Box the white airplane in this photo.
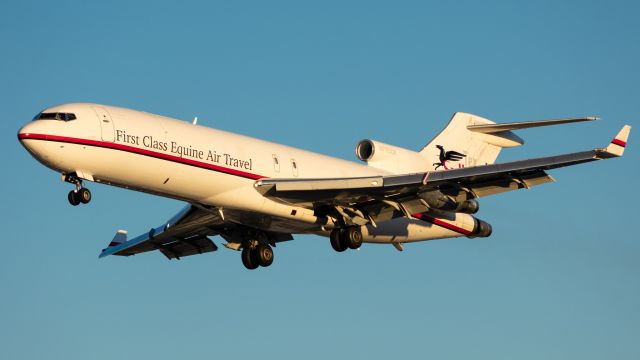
[18,103,631,269]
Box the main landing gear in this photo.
[330,226,363,252]
[241,243,274,270]
[65,173,92,206]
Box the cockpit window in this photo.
[33,112,77,121]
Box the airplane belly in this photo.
[61,143,331,227]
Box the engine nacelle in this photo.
[471,216,492,238]
[355,139,427,173]
[359,211,492,243]
[418,190,480,214]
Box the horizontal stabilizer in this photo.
[605,125,631,156]
[467,117,599,134]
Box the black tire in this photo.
[330,229,348,252]
[241,247,259,270]
[255,243,274,267]
[68,190,80,206]
[345,226,363,249]
[77,188,92,204]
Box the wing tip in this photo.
[605,124,631,156]
[98,229,129,258]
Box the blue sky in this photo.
[1,1,638,359]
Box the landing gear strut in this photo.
[241,243,274,270]
[65,173,92,206]
[330,226,363,252]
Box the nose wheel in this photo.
[68,188,92,206]
[64,173,92,206]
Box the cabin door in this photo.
[93,106,115,142]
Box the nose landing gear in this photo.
[65,173,92,206]
[68,188,92,206]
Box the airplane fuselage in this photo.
[19,103,471,244]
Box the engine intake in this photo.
[355,139,375,161]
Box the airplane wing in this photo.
[99,205,224,259]
[99,205,296,260]
[255,125,630,212]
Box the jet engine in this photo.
[355,139,428,173]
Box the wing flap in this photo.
[467,170,555,197]
[271,176,384,191]
[158,236,218,260]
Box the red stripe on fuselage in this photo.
[18,133,265,180]
[611,138,626,147]
[411,212,473,235]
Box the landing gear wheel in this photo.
[330,229,348,252]
[345,227,363,249]
[255,243,274,267]
[68,190,80,206]
[241,247,259,270]
[77,188,92,204]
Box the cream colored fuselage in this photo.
[19,103,468,243]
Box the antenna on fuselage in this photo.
[192,116,198,125]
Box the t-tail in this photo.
[419,113,600,170]
[355,113,599,174]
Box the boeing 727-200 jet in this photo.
[18,104,631,269]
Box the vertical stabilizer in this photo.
[420,112,523,170]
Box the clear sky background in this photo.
[1,1,638,359]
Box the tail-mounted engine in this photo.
[355,139,428,174]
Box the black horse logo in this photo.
[433,145,466,170]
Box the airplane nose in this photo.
[18,122,39,138]
[17,122,45,154]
